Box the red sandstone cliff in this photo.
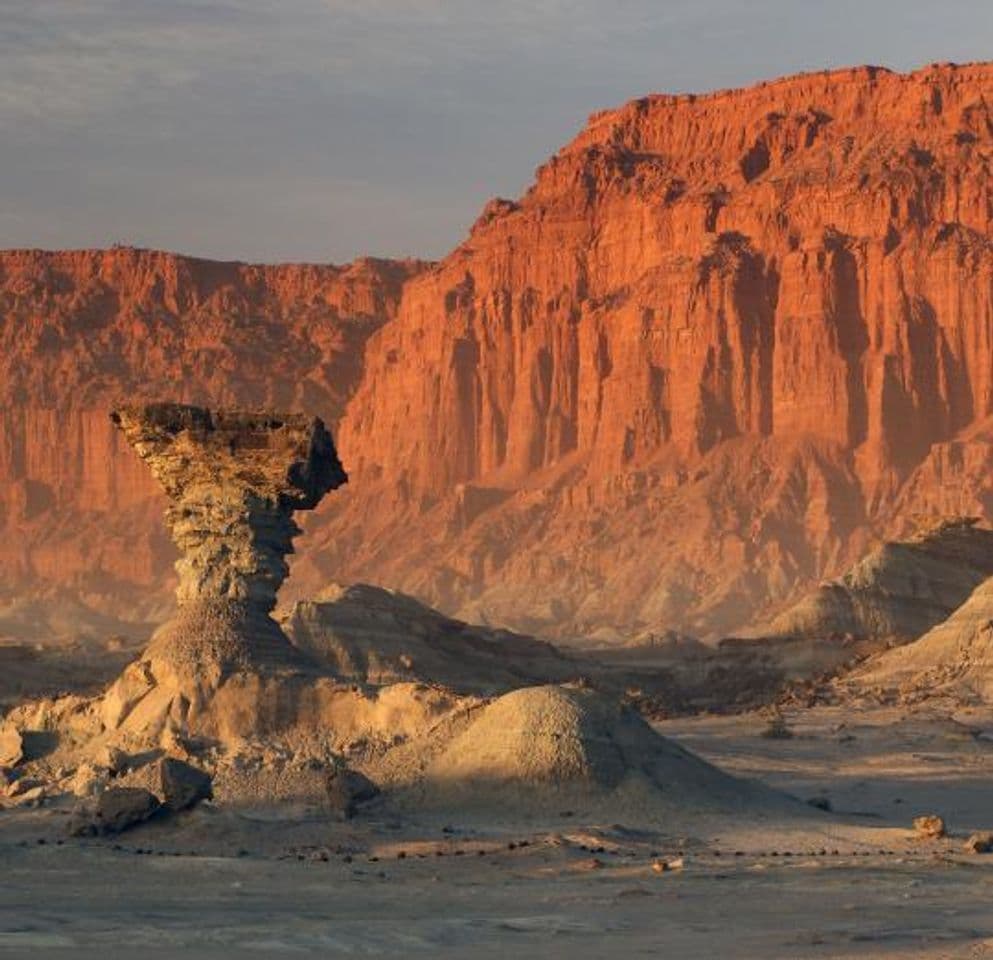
[5,63,993,641]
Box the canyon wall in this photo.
[4,63,993,640]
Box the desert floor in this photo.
[3,702,993,959]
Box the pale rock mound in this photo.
[374,685,783,822]
[851,576,993,702]
[750,519,993,644]
[282,583,576,694]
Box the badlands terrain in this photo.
[4,62,993,958]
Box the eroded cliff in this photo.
[311,62,993,638]
[5,63,993,640]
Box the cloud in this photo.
[0,1,291,123]
[1,0,991,261]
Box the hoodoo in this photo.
[101,403,347,743]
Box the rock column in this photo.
[103,403,347,740]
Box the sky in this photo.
[1,1,992,264]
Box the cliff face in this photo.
[5,63,993,640]
[314,63,993,638]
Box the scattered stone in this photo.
[0,724,23,768]
[913,815,946,839]
[69,763,109,799]
[69,787,161,837]
[8,777,43,799]
[94,745,128,775]
[964,832,993,854]
[13,785,46,806]
[158,757,213,812]
[160,728,194,760]
[324,766,380,820]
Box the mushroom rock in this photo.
[102,403,348,743]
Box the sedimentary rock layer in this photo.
[302,63,993,638]
[5,64,993,638]
[99,403,349,745]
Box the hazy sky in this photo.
[2,1,991,263]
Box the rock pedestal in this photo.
[103,403,347,743]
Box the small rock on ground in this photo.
[913,815,946,839]
[964,832,993,854]
[69,787,161,837]
[325,767,379,820]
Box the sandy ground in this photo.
[3,701,993,959]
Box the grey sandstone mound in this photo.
[751,518,993,645]
[851,575,993,702]
[282,583,576,695]
[373,685,785,822]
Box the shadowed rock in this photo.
[69,787,161,837]
[158,757,213,812]
[747,518,993,645]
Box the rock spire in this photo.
[101,404,347,743]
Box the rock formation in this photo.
[0,249,421,630]
[851,574,993,702]
[745,518,993,644]
[100,403,347,744]
[1,413,792,818]
[313,62,993,639]
[371,684,785,822]
[6,64,993,639]
[281,582,575,694]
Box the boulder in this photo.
[12,785,46,807]
[94,744,128,775]
[0,724,23,768]
[69,762,109,799]
[158,757,213,812]
[913,815,946,839]
[325,766,379,820]
[964,832,993,854]
[69,787,161,837]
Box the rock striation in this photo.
[0,248,420,630]
[281,582,575,694]
[111,403,345,663]
[307,62,993,638]
[852,574,993,702]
